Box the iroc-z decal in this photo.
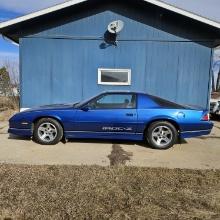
[102,127,133,132]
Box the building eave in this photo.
[0,0,220,43]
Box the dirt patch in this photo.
[108,144,133,166]
[0,164,219,220]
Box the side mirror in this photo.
[81,106,90,112]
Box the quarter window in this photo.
[98,68,131,85]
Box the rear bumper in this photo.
[180,129,212,138]
[8,128,32,137]
[180,121,213,139]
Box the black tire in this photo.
[146,121,178,150]
[33,118,63,145]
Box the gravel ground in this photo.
[0,120,220,169]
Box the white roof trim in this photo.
[0,0,220,30]
[147,0,220,29]
[0,0,86,29]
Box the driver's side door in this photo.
[72,93,137,138]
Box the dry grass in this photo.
[0,164,219,220]
[0,109,16,122]
[0,96,18,121]
[0,96,19,112]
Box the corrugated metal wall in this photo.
[20,5,213,108]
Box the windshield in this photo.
[75,94,100,108]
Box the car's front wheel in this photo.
[146,121,178,150]
[33,118,63,145]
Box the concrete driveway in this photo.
[0,120,220,169]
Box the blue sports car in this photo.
[8,91,213,149]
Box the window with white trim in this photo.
[98,68,131,86]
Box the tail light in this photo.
[201,113,209,121]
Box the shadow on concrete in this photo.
[8,134,31,141]
[65,138,149,147]
[7,133,189,147]
[195,135,220,140]
[178,139,188,145]
[65,138,188,148]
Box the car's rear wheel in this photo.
[146,121,178,150]
[33,118,63,145]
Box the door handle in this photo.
[126,113,134,117]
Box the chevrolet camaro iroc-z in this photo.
[8,91,213,149]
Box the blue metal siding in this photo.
[20,8,212,109]
[20,37,211,108]
[32,10,186,41]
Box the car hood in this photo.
[22,103,77,112]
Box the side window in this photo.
[87,94,136,109]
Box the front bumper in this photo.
[8,128,32,137]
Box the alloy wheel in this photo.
[151,125,173,147]
[37,122,58,143]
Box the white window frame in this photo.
[98,68,131,86]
